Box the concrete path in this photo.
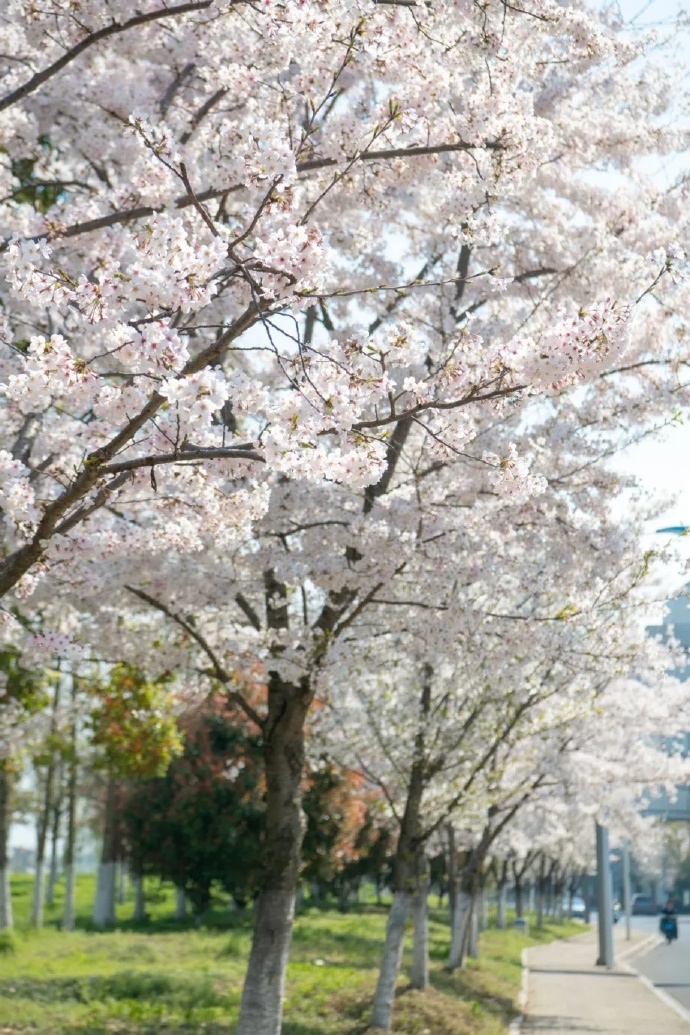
[520,925,690,1034]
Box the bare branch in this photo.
[0,2,215,113]
[125,584,265,729]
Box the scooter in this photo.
[660,915,678,944]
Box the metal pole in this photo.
[623,842,632,942]
[595,822,615,967]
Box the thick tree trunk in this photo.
[448,888,472,968]
[93,776,118,928]
[175,886,187,920]
[62,712,78,932]
[371,892,412,1026]
[133,875,146,921]
[236,673,310,1035]
[410,854,429,990]
[0,765,13,930]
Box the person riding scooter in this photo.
[660,898,678,943]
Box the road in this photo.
[632,915,690,1013]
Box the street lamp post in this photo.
[622,841,632,942]
[595,822,615,968]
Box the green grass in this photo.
[0,875,582,1034]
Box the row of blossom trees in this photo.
[2,0,690,1032]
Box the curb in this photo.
[616,931,663,963]
[508,946,529,1035]
[621,937,690,1026]
[510,932,664,1034]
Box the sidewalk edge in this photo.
[620,958,690,1026]
[616,931,663,962]
[508,946,529,1035]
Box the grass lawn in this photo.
[0,874,582,1034]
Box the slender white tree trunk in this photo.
[133,876,146,921]
[497,883,507,929]
[237,889,296,1035]
[117,864,127,905]
[479,888,488,931]
[93,860,117,927]
[62,708,78,932]
[63,864,76,931]
[0,866,12,930]
[371,891,412,1030]
[0,766,13,930]
[448,890,471,968]
[410,868,429,990]
[175,886,187,920]
[468,895,479,958]
[93,776,117,928]
[31,859,45,927]
[46,771,63,908]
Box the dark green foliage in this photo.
[122,699,265,916]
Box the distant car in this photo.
[566,895,586,919]
[631,894,658,916]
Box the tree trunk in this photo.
[0,764,13,930]
[497,881,507,929]
[117,864,127,905]
[31,767,56,927]
[515,876,524,919]
[410,853,429,990]
[371,670,431,1032]
[446,824,457,935]
[236,672,311,1035]
[46,765,63,908]
[536,856,546,929]
[133,875,146,921]
[62,708,78,933]
[468,893,480,958]
[175,886,187,920]
[478,883,488,932]
[371,892,412,1026]
[93,775,118,928]
[448,887,472,968]
[32,682,62,928]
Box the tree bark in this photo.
[468,892,480,958]
[133,875,146,921]
[371,892,412,1026]
[410,853,429,990]
[536,855,546,929]
[0,764,13,930]
[62,706,78,932]
[446,824,457,935]
[236,671,311,1035]
[93,775,118,927]
[46,763,63,907]
[496,859,509,929]
[175,885,187,920]
[371,669,431,1031]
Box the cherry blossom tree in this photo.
[3,2,690,1034]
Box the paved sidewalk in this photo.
[520,925,689,1034]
